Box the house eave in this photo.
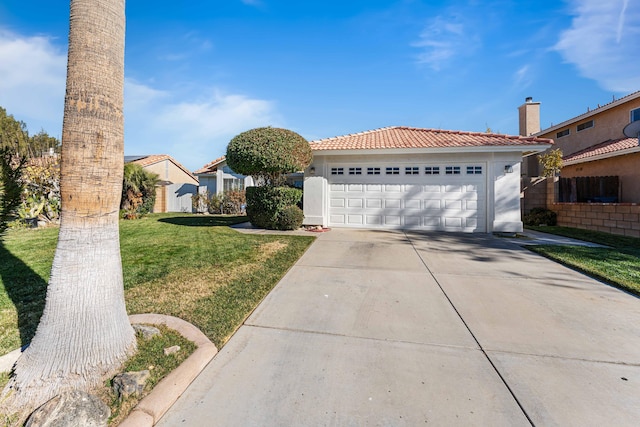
[312,144,552,157]
[563,145,640,166]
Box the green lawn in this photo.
[0,213,315,355]
[526,226,640,296]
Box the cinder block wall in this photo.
[550,203,640,237]
[522,177,548,214]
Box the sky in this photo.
[0,0,639,171]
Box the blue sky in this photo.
[1,0,638,171]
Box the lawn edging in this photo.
[120,313,218,427]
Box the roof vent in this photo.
[525,97,533,103]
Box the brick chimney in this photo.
[518,97,540,136]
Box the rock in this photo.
[112,370,151,400]
[164,345,180,356]
[26,389,110,427]
[132,324,161,340]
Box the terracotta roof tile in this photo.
[310,126,553,151]
[194,155,226,175]
[130,154,196,180]
[563,137,639,162]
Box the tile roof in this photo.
[128,154,196,180]
[563,137,639,163]
[310,126,553,151]
[194,155,226,175]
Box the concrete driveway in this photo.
[158,229,640,426]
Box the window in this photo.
[367,167,381,175]
[223,178,244,192]
[405,166,420,175]
[349,167,362,175]
[466,166,482,175]
[445,166,461,175]
[631,107,640,123]
[331,167,344,175]
[386,167,400,175]
[556,129,570,138]
[424,166,440,175]
[577,120,594,131]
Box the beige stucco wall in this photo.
[562,152,640,203]
[143,159,198,185]
[539,98,640,157]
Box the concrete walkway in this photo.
[158,229,640,426]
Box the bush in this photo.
[246,186,302,229]
[524,207,558,226]
[226,127,312,186]
[276,205,305,230]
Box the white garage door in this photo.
[328,164,486,232]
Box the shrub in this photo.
[226,127,312,186]
[276,205,304,230]
[121,163,159,219]
[524,207,558,226]
[246,186,302,229]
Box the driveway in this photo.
[158,229,640,426]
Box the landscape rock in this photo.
[112,370,151,400]
[164,345,180,356]
[132,324,161,340]
[25,389,109,427]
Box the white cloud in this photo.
[412,15,479,71]
[513,64,533,89]
[0,30,66,136]
[124,86,280,171]
[555,0,640,92]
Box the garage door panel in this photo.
[330,198,345,208]
[348,198,363,208]
[328,166,486,232]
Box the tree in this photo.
[0,149,24,234]
[0,107,29,155]
[538,148,563,178]
[1,0,135,419]
[226,126,312,186]
[121,162,159,218]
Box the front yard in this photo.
[526,226,640,296]
[0,213,315,356]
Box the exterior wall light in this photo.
[504,165,514,174]
[309,166,316,175]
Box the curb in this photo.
[119,314,218,427]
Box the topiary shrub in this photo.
[226,127,312,186]
[276,205,304,230]
[246,186,302,229]
[523,207,558,226]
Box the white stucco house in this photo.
[303,126,553,233]
[194,156,254,195]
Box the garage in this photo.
[303,127,552,233]
[327,163,486,231]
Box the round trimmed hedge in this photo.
[226,127,312,185]
[246,186,304,230]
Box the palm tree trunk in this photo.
[1,0,135,418]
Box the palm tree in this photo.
[1,0,135,418]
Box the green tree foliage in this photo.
[0,107,29,155]
[0,148,25,235]
[121,163,159,219]
[538,148,563,177]
[17,156,60,225]
[226,127,312,186]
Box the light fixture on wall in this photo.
[504,164,514,174]
[309,166,316,176]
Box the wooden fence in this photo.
[558,176,619,203]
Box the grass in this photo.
[0,213,314,422]
[0,213,314,354]
[102,326,197,425]
[526,226,640,296]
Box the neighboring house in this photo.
[519,92,640,202]
[125,154,198,213]
[304,126,552,233]
[194,156,254,196]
